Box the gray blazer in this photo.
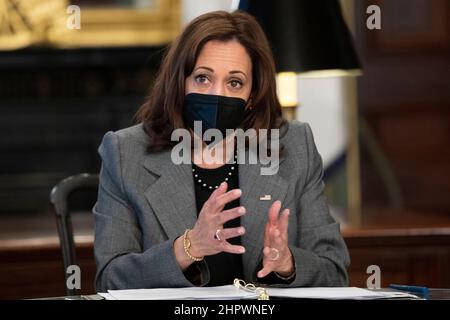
[94,120,350,291]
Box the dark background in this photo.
[0,46,165,214]
[356,0,450,214]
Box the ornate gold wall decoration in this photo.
[0,0,68,50]
[0,0,181,50]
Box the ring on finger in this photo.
[214,229,222,241]
[268,247,280,261]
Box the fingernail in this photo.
[235,189,242,196]
[238,227,245,234]
[239,247,245,253]
[238,206,246,214]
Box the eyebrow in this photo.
[195,66,248,79]
[229,70,248,79]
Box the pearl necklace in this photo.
[192,153,238,190]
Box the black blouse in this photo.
[191,161,244,286]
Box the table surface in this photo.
[34,288,450,300]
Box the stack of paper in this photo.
[267,287,419,300]
[98,286,419,300]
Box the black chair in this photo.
[50,173,99,296]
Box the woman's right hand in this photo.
[174,181,246,270]
[188,181,246,258]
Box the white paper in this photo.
[107,285,256,300]
[100,286,418,300]
[98,292,117,300]
[266,287,418,300]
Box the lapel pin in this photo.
[259,195,271,201]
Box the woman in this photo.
[94,10,349,291]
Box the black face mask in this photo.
[183,93,247,144]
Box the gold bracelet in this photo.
[183,229,203,262]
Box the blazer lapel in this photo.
[143,151,198,239]
[239,155,289,282]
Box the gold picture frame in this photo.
[49,0,181,47]
[0,0,181,50]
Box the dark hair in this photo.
[136,10,286,152]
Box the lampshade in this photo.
[239,0,362,77]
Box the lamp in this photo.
[240,0,362,110]
[239,0,361,76]
[240,0,363,226]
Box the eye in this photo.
[194,74,210,85]
[229,79,243,89]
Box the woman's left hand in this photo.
[257,200,294,278]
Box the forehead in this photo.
[195,39,252,72]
